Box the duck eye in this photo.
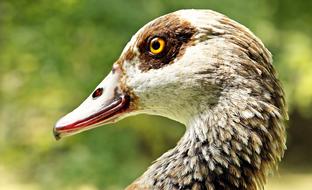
[92,87,103,99]
[149,37,165,55]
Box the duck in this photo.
[54,9,287,190]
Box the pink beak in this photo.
[53,64,131,140]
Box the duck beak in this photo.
[53,63,131,140]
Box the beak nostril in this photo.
[92,87,104,99]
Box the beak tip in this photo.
[53,127,62,141]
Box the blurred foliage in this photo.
[0,0,311,189]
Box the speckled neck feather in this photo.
[128,91,286,190]
[125,10,287,190]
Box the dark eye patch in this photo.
[136,15,196,72]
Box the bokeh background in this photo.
[1,0,311,189]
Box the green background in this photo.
[1,0,311,189]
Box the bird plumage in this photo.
[55,9,287,190]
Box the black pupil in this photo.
[92,88,103,98]
[152,40,160,50]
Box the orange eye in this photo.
[149,37,165,55]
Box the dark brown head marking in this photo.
[136,14,197,72]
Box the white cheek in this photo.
[122,44,215,123]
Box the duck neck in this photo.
[128,93,285,190]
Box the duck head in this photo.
[54,10,285,141]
